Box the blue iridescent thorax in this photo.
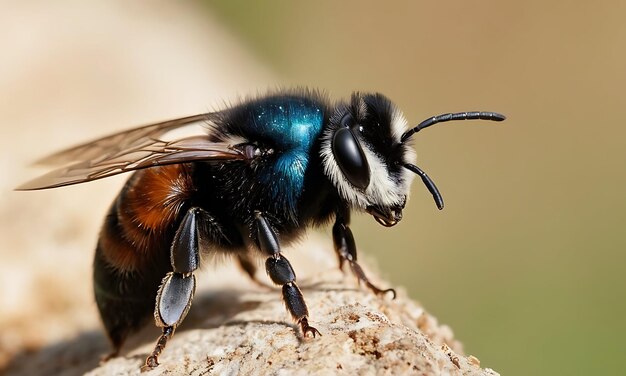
[236,95,325,215]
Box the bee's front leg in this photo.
[142,207,206,371]
[253,211,321,338]
[333,210,396,299]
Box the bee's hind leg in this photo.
[333,211,396,299]
[142,207,206,371]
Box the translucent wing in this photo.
[37,114,214,165]
[17,115,244,190]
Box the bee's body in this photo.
[19,89,505,369]
[95,92,341,352]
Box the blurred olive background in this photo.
[1,1,625,375]
[203,1,626,375]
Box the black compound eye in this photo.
[332,115,370,190]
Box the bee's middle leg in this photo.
[253,211,321,338]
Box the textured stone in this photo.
[4,236,498,376]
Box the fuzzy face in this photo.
[320,92,416,226]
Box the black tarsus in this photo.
[401,111,506,143]
[141,327,174,371]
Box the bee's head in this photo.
[320,92,505,227]
[320,92,415,226]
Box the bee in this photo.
[18,89,504,369]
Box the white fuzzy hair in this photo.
[320,106,416,210]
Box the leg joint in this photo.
[266,254,296,285]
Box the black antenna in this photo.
[401,111,505,143]
[403,163,444,210]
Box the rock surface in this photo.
[4,237,498,376]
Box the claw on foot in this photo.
[140,356,159,372]
[299,317,322,338]
[141,326,172,372]
[367,284,397,299]
[350,261,397,299]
